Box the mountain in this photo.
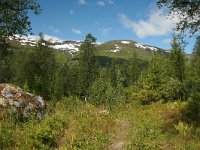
[8,35,82,55]
[96,40,169,60]
[8,35,170,61]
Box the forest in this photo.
[0,0,200,149]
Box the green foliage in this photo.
[0,41,12,83]
[125,102,200,149]
[96,40,168,61]
[183,37,200,124]
[60,102,114,149]
[135,53,170,104]
[0,101,68,149]
[0,0,41,40]
[26,115,67,149]
[78,33,97,96]
[23,34,56,99]
[175,122,192,137]
[168,39,187,101]
[184,94,200,125]
[157,0,200,35]
[89,68,117,105]
[1,97,200,149]
[0,122,15,149]
[123,54,148,87]
[170,38,185,83]
[0,58,11,83]
[85,33,97,43]
[0,30,200,149]
[23,82,30,92]
[161,77,182,101]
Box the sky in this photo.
[28,0,198,54]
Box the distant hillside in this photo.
[8,35,173,61]
[96,40,169,60]
[8,35,192,63]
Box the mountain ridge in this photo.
[8,35,191,60]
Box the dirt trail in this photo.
[109,118,131,150]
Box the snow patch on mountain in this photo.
[9,35,84,54]
[109,44,121,53]
[115,44,121,49]
[110,49,120,52]
[121,41,130,44]
[51,43,80,52]
[135,43,158,51]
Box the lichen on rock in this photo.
[0,83,46,120]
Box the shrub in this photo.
[89,69,117,105]
[183,93,200,125]
[175,122,192,137]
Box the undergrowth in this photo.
[0,97,200,149]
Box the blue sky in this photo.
[28,0,197,53]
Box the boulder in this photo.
[0,83,46,119]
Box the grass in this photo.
[113,102,200,150]
[0,97,199,149]
[96,40,168,61]
[8,39,168,65]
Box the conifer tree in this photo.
[123,52,148,87]
[89,68,116,105]
[79,33,97,97]
[185,36,200,123]
[137,53,167,104]
[170,38,186,100]
[24,33,56,99]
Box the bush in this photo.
[175,122,192,137]
[0,104,68,149]
[183,93,200,125]
[28,115,68,149]
[89,69,117,105]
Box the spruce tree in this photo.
[185,36,200,124]
[89,68,116,105]
[124,52,148,87]
[24,33,56,99]
[79,33,97,97]
[170,38,186,100]
[137,53,168,104]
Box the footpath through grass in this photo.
[110,102,200,150]
[0,98,200,149]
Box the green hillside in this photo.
[8,40,70,64]
[96,40,169,60]
[8,39,170,66]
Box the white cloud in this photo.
[118,10,179,38]
[163,38,171,44]
[97,1,105,6]
[100,27,112,36]
[49,26,60,34]
[107,0,114,4]
[69,10,74,15]
[95,21,99,25]
[42,34,63,41]
[22,34,62,41]
[78,0,86,5]
[71,28,82,35]
[97,0,114,6]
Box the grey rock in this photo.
[0,84,46,119]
